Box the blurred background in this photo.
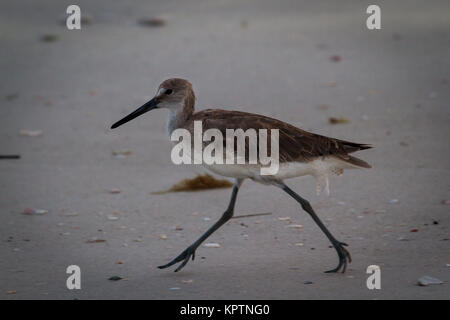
[1,0,449,299]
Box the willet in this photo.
[111,78,372,273]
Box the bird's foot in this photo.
[158,245,197,272]
[325,241,352,273]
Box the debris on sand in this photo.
[329,117,350,124]
[181,279,194,284]
[417,275,443,286]
[328,81,337,87]
[86,238,106,243]
[109,188,121,194]
[203,243,221,248]
[5,93,18,101]
[112,149,132,158]
[285,224,303,230]
[151,174,233,194]
[388,199,399,204]
[7,290,17,295]
[23,208,48,215]
[41,34,59,43]
[138,17,167,27]
[330,55,342,62]
[62,212,79,217]
[170,225,183,231]
[19,129,43,137]
[0,155,20,159]
[108,276,123,281]
[159,234,168,240]
[441,199,450,205]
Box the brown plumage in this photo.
[187,108,372,167]
[155,78,372,169]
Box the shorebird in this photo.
[111,78,372,273]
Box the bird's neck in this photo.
[166,95,195,136]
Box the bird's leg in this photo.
[276,182,351,273]
[158,179,243,272]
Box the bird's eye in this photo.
[165,89,173,95]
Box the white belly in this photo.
[203,157,356,195]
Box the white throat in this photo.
[166,104,185,136]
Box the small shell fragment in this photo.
[285,224,303,229]
[159,234,168,240]
[417,276,443,286]
[203,243,221,248]
[23,208,48,215]
[181,279,194,284]
[20,129,43,137]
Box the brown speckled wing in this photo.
[186,109,371,165]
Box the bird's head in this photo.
[111,78,195,129]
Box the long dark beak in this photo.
[111,97,159,129]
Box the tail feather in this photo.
[339,140,372,154]
[336,154,372,168]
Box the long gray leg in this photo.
[276,181,351,273]
[158,178,243,272]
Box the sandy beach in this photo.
[0,0,449,299]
